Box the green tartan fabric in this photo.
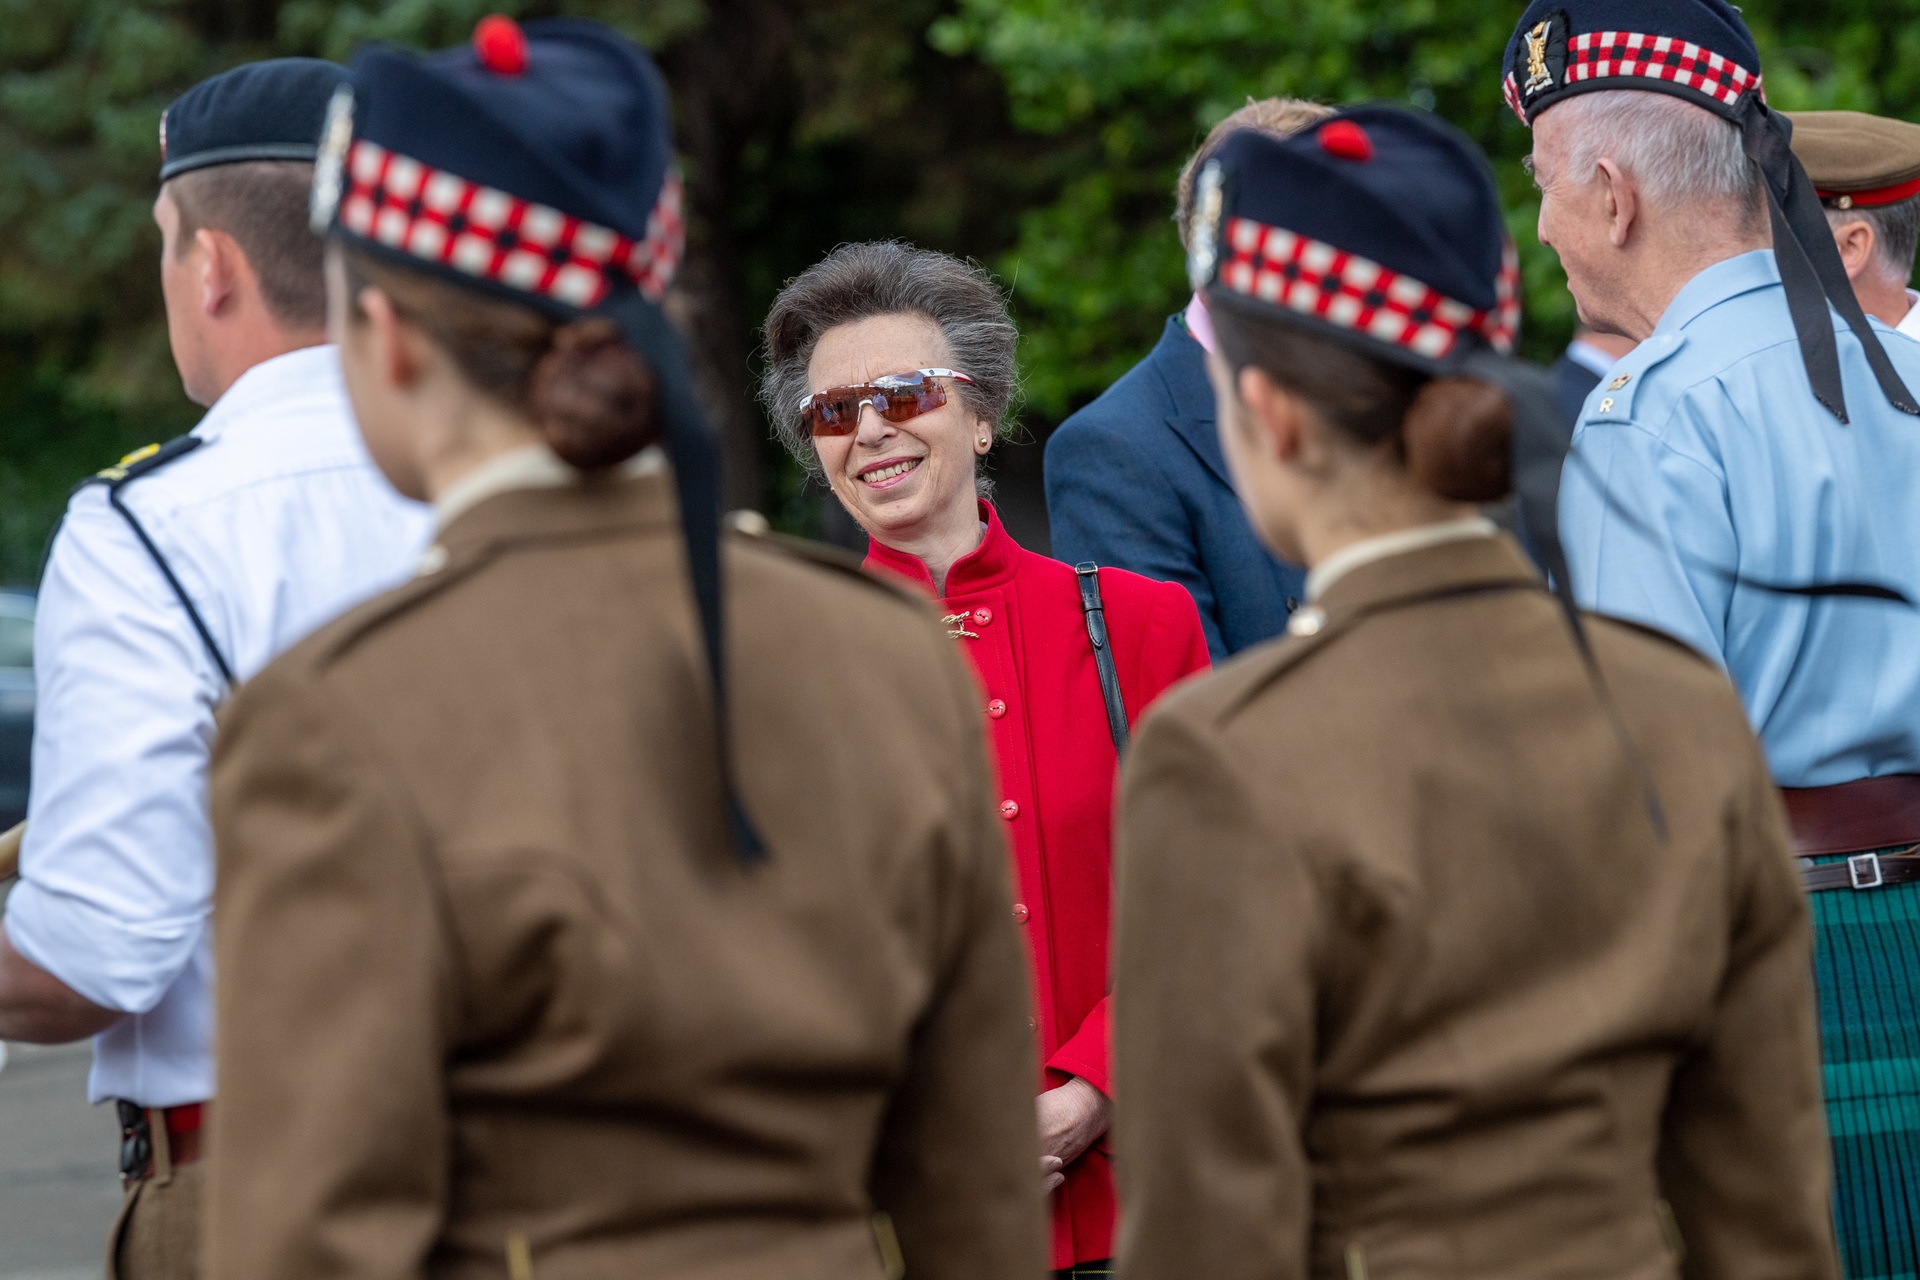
[1809,849,1920,1280]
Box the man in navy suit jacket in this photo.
[1046,309,1302,661]
[1045,98,1332,660]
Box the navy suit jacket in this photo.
[1550,352,1603,428]
[1044,316,1305,660]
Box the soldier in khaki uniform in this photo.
[1113,109,1836,1280]
[205,19,1045,1280]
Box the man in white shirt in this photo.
[0,59,430,1280]
[1789,109,1920,339]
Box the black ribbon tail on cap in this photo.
[601,292,766,864]
[1739,102,1920,422]
[1466,350,1669,841]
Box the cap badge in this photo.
[157,111,167,161]
[1523,21,1553,95]
[1187,158,1225,291]
[1513,10,1570,111]
[309,85,355,234]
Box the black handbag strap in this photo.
[1074,562,1130,758]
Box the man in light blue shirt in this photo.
[1505,0,1920,1272]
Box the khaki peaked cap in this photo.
[1787,109,1920,207]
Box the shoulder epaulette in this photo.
[61,433,235,688]
[90,435,205,487]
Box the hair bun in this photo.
[528,319,660,470]
[1402,376,1512,503]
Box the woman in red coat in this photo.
[762,243,1211,1275]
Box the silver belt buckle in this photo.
[1849,852,1885,890]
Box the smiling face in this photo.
[806,312,991,547]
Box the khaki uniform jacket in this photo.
[1113,535,1834,1280]
[206,471,1047,1280]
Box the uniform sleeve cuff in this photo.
[3,882,196,1014]
[1046,997,1111,1096]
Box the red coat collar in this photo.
[862,499,1020,596]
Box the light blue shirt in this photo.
[3,346,432,1106]
[1560,249,1920,788]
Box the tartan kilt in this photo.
[1809,848,1920,1280]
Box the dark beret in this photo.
[1192,106,1517,376]
[1502,0,1762,126]
[159,58,347,182]
[1786,110,1920,208]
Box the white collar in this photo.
[1304,516,1498,602]
[433,442,665,531]
[195,344,340,444]
[1898,290,1920,339]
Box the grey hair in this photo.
[759,242,1021,489]
[1826,195,1920,284]
[1551,89,1763,218]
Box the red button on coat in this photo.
[987,698,1007,719]
[999,800,1020,820]
[1012,903,1030,923]
[973,607,993,625]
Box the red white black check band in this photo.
[338,139,684,309]
[1506,31,1761,122]
[1217,216,1519,361]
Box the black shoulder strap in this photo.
[1074,562,1131,758]
[75,436,236,690]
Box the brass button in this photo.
[973,607,993,626]
[1027,1016,1037,1031]
[416,544,449,576]
[999,800,1020,820]
[1287,605,1326,637]
[1012,903,1029,923]
[987,698,1007,719]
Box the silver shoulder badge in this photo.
[1187,158,1225,291]
[309,85,355,234]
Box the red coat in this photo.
[866,501,1210,1267]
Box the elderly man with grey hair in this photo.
[1504,1,1920,1274]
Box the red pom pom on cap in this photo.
[1317,120,1374,162]
[474,14,529,76]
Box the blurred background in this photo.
[0,0,1908,575]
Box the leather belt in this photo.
[117,1100,206,1181]
[1798,846,1920,893]
[1780,774,1920,857]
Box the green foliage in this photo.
[933,0,1920,420]
[0,0,1910,574]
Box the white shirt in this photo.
[3,345,431,1106]
[1897,289,1920,340]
